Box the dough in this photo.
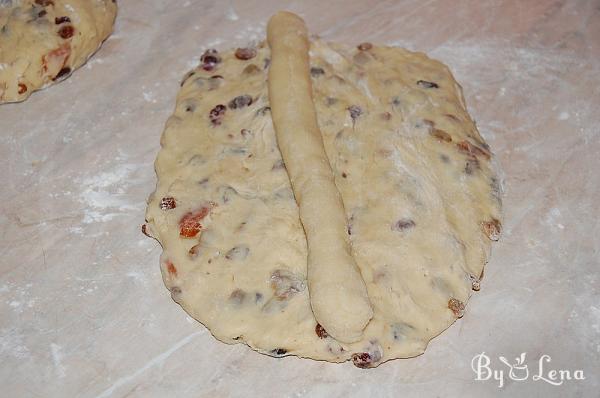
[145,16,502,367]
[267,12,372,344]
[0,0,117,103]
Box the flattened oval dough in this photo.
[0,0,117,103]
[145,37,502,367]
[267,12,372,344]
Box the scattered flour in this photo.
[76,163,144,224]
[50,343,66,378]
[225,2,239,21]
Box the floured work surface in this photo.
[145,36,501,367]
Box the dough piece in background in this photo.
[145,28,501,367]
[0,0,117,103]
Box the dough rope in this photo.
[267,11,373,343]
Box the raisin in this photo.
[352,352,373,368]
[159,196,176,210]
[180,71,195,87]
[200,49,221,71]
[348,105,363,121]
[430,129,452,143]
[341,172,347,178]
[170,286,182,301]
[228,94,253,109]
[272,159,285,170]
[315,324,328,339]
[417,80,439,89]
[482,218,501,241]
[229,289,246,305]
[271,270,305,300]
[270,348,287,357]
[392,219,416,232]
[357,42,373,51]
[141,224,151,237]
[256,106,270,116]
[456,140,491,159]
[53,67,71,81]
[242,64,261,75]
[188,243,201,258]
[465,157,480,174]
[179,207,210,238]
[55,16,70,24]
[17,83,27,94]
[209,104,226,125]
[448,298,465,317]
[225,246,250,261]
[310,67,325,77]
[58,25,74,39]
[469,274,481,291]
[255,292,264,303]
[234,47,257,60]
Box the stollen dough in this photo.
[0,0,117,103]
[267,11,372,344]
[145,14,502,367]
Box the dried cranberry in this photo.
[482,218,501,241]
[209,104,226,125]
[228,94,253,109]
[417,80,439,89]
[179,207,210,238]
[357,42,373,51]
[141,224,151,237]
[159,197,176,210]
[55,16,71,24]
[58,25,74,39]
[166,261,177,276]
[235,47,257,60]
[18,83,27,94]
[315,324,328,339]
[448,298,465,317]
[35,0,54,6]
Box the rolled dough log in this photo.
[266,11,373,343]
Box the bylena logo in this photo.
[471,352,585,388]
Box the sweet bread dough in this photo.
[0,0,117,103]
[145,13,501,367]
